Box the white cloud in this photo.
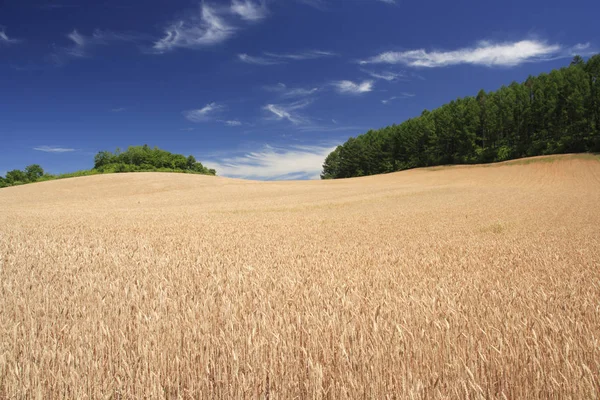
[183,102,226,122]
[153,4,235,52]
[224,120,242,126]
[361,69,405,81]
[0,28,20,45]
[283,87,319,97]
[111,107,126,112]
[238,53,282,65]
[68,30,141,53]
[33,146,76,153]
[238,50,335,65]
[231,0,268,21]
[265,83,319,97]
[333,80,374,94]
[50,29,143,64]
[65,30,87,57]
[570,42,593,55]
[572,43,590,51]
[264,50,336,60]
[378,0,396,3]
[360,40,565,67]
[180,127,195,131]
[68,30,86,46]
[263,101,311,124]
[204,144,336,180]
[381,93,415,104]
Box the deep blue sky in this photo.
[1,0,598,179]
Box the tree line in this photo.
[0,145,216,189]
[321,55,600,179]
[0,164,46,188]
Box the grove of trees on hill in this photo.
[93,145,216,175]
[0,145,215,188]
[321,55,600,179]
[0,164,45,188]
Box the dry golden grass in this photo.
[1,154,599,399]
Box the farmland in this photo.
[1,154,599,398]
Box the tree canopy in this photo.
[322,55,600,179]
[93,145,216,175]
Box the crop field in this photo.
[1,154,599,399]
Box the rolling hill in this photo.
[1,154,599,398]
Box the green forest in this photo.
[321,55,600,179]
[0,146,216,188]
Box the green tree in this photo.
[94,151,115,169]
[571,55,585,66]
[585,55,600,149]
[321,147,341,179]
[187,155,197,169]
[25,164,44,182]
[5,169,28,184]
[562,64,591,151]
[456,97,479,163]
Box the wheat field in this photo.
[1,154,599,399]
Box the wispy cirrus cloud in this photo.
[263,101,311,124]
[361,69,406,81]
[332,80,374,94]
[153,4,236,53]
[264,50,336,60]
[65,30,87,57]
[238,50,336,65]
[238,53,282,65]
[204,144,336,180]
[33,145,76,153]
[43,2,270,61]
[381,93,415,104]
[111,107,126,112]
[231,0,268,21]
[50,29,144,64]
[0,28,21,45]
[264,83,320,98]
[570,42,593,56]
[359,39,584,68]
[183,102,226,122]
[223,120,242,126]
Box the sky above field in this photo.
[1,0,598,179]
